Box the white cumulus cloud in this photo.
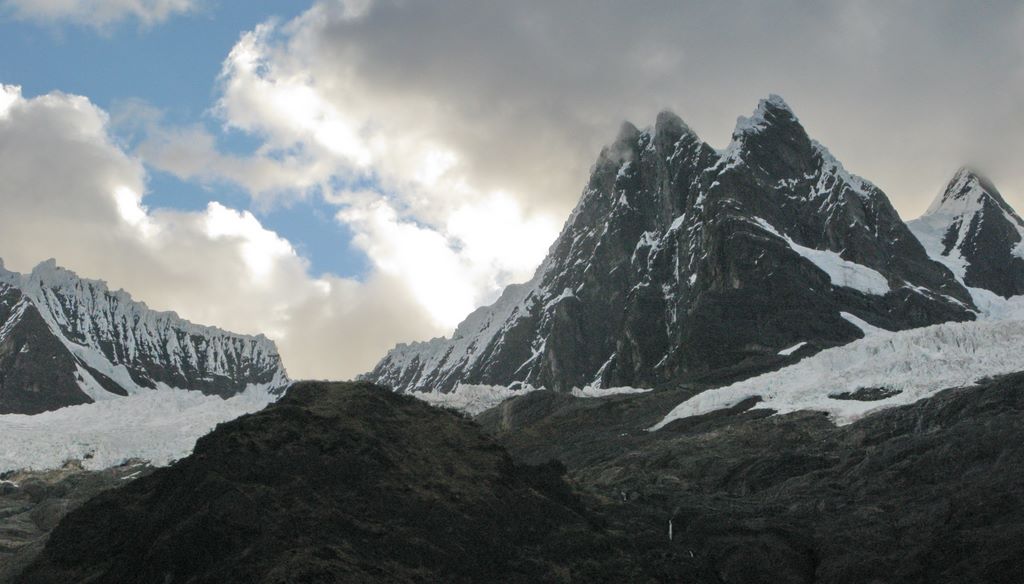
[2,0,197,28]
[0,84,440,379]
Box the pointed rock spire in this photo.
[719,94,814,180]
[654,109,689,137]
[731,94,798,138]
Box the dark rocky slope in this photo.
[908,167,1024,298]
[366,96,972,394]
[18,382,647,584]
[477,373,1024,583]
[0,282,94,414]
[14,376,1024,583]
[0,461,152,582]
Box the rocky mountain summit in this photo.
[908,167,1024,298]
[0,259,288,414]
[366,96,974,393]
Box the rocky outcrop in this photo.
[0,461,152,583]
[366,96,973,393]
[908,167,1024,298]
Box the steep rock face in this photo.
[908,168,1024,298]
[0,282,92,414]
[0,259,289,414]
[366,96,973,393]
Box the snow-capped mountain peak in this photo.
[925,167,1010,215]
[365,96,975,395]
[909,168,1024,298]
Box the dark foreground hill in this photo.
[17,377,1024,583]
[478,373,1024,583]
[17,382,642,584]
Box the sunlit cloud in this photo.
[0,86,441,379]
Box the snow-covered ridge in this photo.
[2,257,288,407]
[2,258,289,399]
[371,277,542,393]
[651,317,1024,430]
[811,141,879,202]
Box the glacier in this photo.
[410,383,654,416]
[0,384,279,473]
[651,313,1024,430]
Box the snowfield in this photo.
[570,385,653,398]
[411,383,653,416]
[411,384,544,416]
[0,385,279,472]
[0,381,653,472]
[651,315,1024,430]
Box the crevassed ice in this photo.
[651,318,1024,430]
[0,384,280,473]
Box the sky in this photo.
[0,0,1021,380]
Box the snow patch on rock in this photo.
[777,342,807,356]
[570,386,653,398]
[753,218,890,295]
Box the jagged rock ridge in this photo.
[908,167,1024,298]
[0,259,288,414]
[366,95,974,393]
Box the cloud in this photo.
[148,0,1024,221]
[0,84,440,379]
[336,195,557,329]
[139,15,566,331]
[2,0,197,28]
[137,123,336,202]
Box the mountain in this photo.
[366,95,974,393]
[17,382,647,583]
[0,259,288,414]
[907,168,1024,298]
[473,367,1024,584]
